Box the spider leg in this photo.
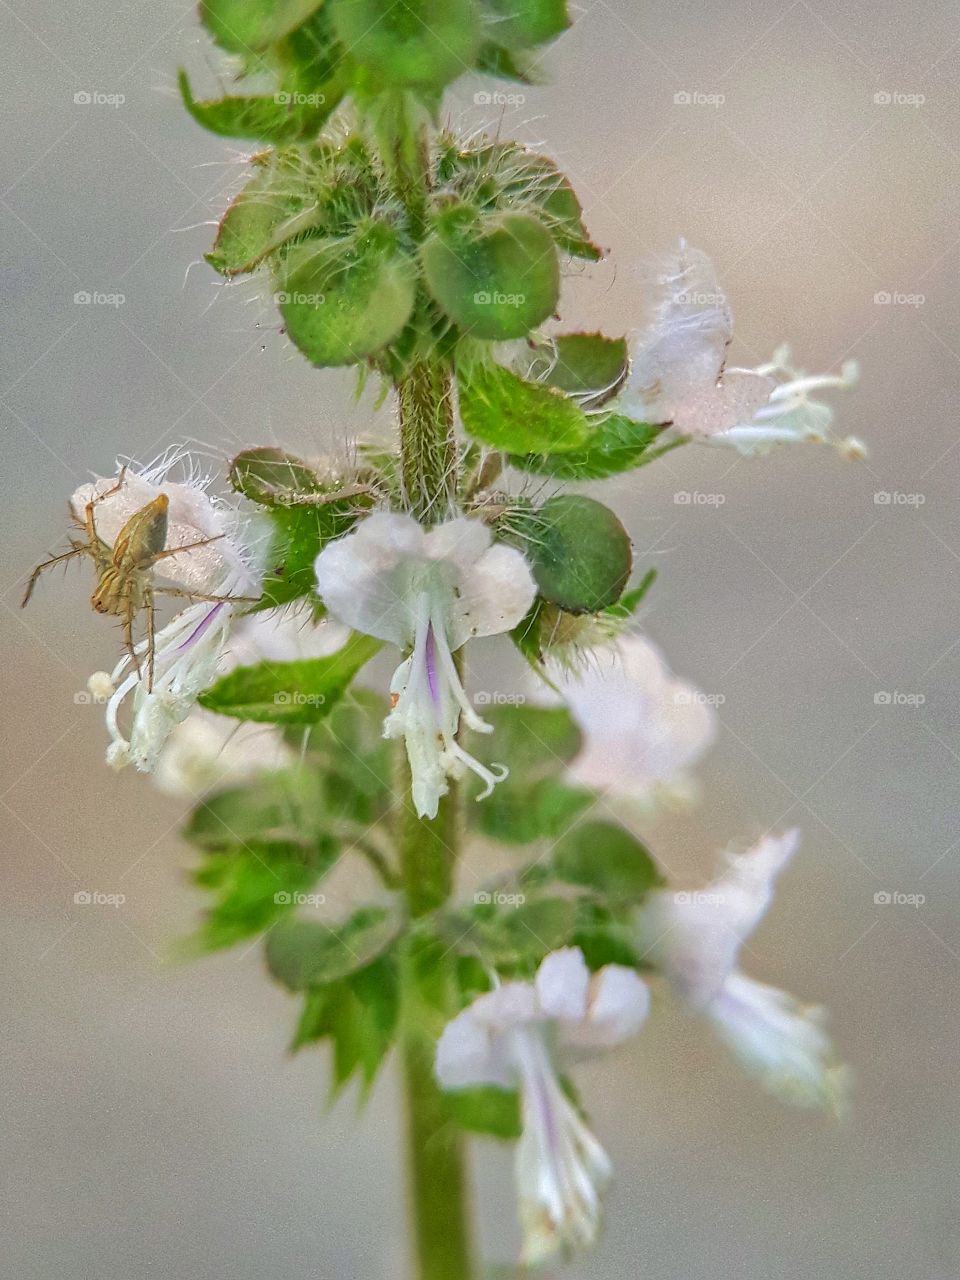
[145,587,156,693]
[147,533,226,567]
[152,586,260,604]
[21,546,89,607]
[85,467,128,573]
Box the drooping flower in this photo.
[314,511,536,819]
[637,830,850,1114]
[153,609,351,797]
[541,634,716,808]
[619,243,861,455]
[75,452,267,772]
[707,345,864,457]
[436,947,650,1264]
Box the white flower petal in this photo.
[557,635,715,803]
[435,1005,516,1091]
[563,965,651,1053]
[535,947,591,1024]
[708,970,850,1116]
[638,829,800,1008]
[450,542,538,648]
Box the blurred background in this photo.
[2,1,959,1276]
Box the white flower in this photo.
[707,345,863,457]
[75,453,266,773]
[545,635,716,807]
[436,947,650,1264]
[314,511,536,820]
[637,830,850,1114]
[153,609,351,797]
[618,241,775,435]
[619,244,860,455]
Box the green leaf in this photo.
[444,1086,522,1139]
[185,766,327,850]
[510,413,663,480]
[187,836,338,952]
[197,634,383,723]
[517,494,633,613]
[477,775,592,844]
[330,0,481,90]
[523,333,628,405]
[422,208,559,341]
[200,0,323,52]
[178,70,335,145]
[455,894,578,972]
[482,0,570,49]
[300,689,394,826]
[472,701,583,776]
[266,906,401,990]
[603,567,657,622]
[257,496,371,608]
[292,955,399,1092]
[278,226,418,366]
[572,903,643,970]
[553,822,663,906]
[458,361,591,453]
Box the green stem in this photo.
[397,774,477,1280]
[375,85,476,1280]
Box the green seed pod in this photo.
[482,0,570,50]
[421,210,559,340]
[526,494,633,613]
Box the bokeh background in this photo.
[2,1,959,1276]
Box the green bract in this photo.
[278,226,418,366]
[518,493,633,613]
[200,0,323,53]
[482,0,570,49]
[421,208,559,339]
[330,0,481,90]
[458,361,591,452]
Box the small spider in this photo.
[22,468,257,690]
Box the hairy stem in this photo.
[397,769,476,1280]
[398,358,458,523]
